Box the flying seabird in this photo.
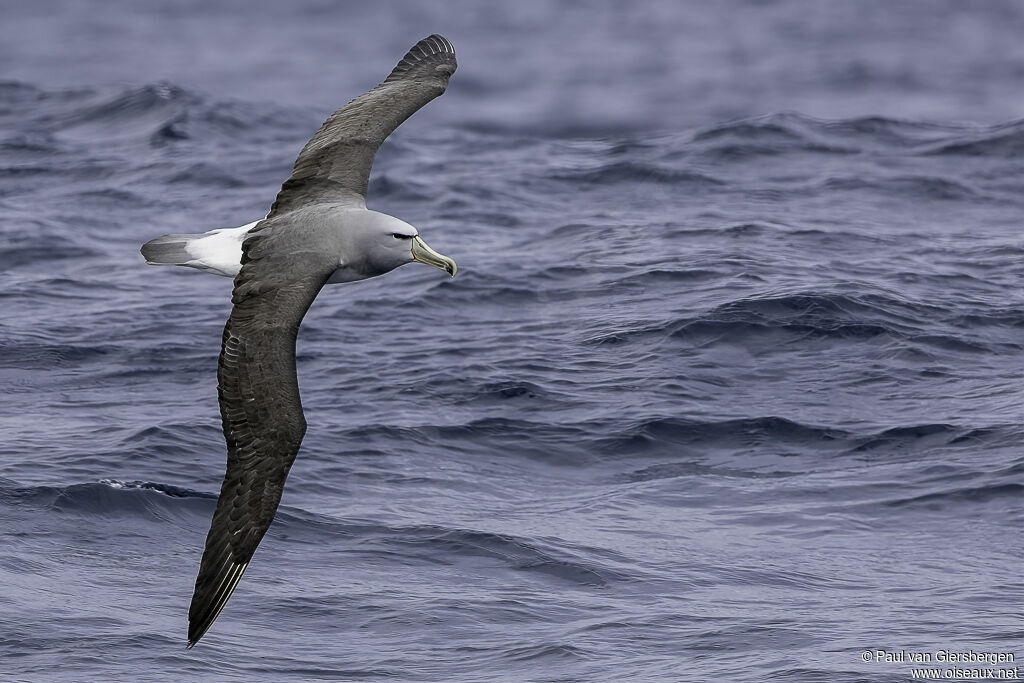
[140,34,458,648]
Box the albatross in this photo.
[140,34,458,648]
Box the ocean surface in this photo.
[1,1,1022,681]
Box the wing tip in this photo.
[385,34,457,83]
[424,34,455,54]
[186,560,249,649]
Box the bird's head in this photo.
[356,212,456,278]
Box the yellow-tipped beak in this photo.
[411,235,457,277]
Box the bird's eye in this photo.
[392,233,412,240]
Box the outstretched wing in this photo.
[187,228,337,648]
[268,34,457,217]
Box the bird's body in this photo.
[140,34,458,648]
[143,208,444,283]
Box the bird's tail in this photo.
[140,233,195,266]
[140,222,255,277]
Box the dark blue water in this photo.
[2,1,1022,681]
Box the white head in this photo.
[347,211,457,280]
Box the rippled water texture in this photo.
[1,1,1022,681]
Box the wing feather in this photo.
[187,231,336,648]
[268,34,457,217]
